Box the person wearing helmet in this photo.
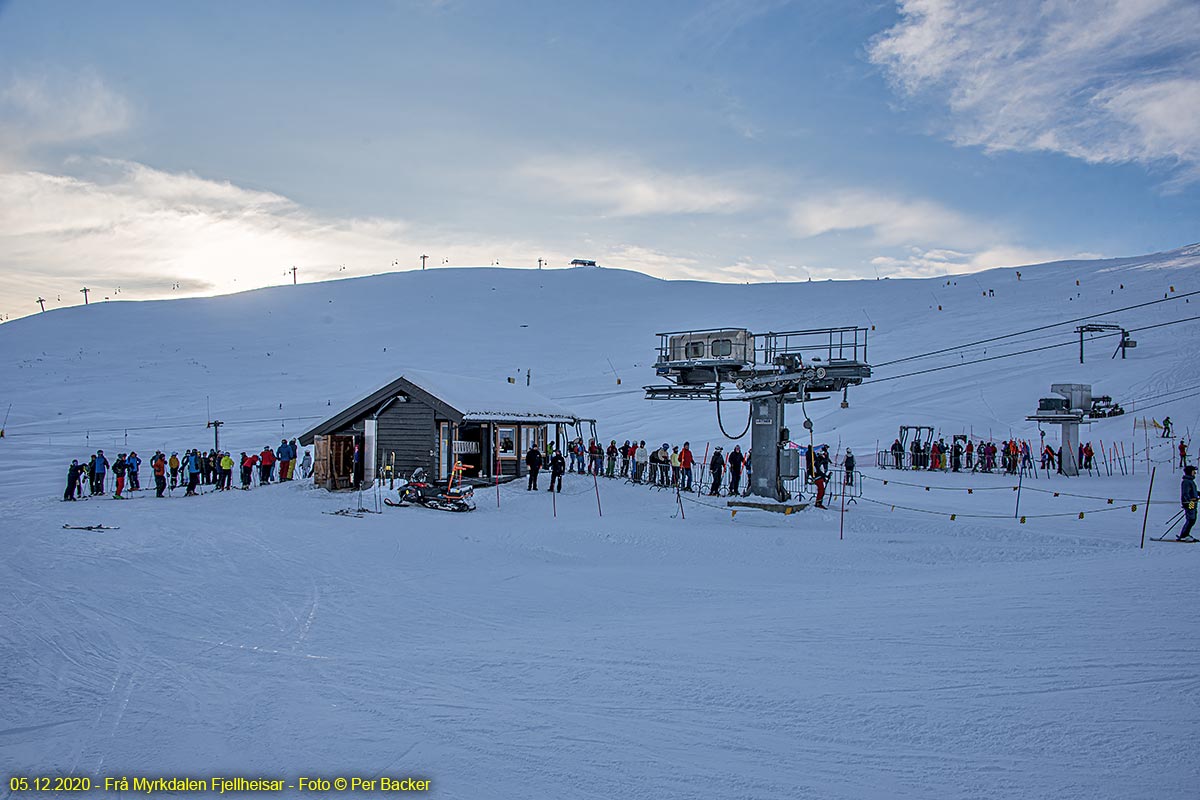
[844,448,856,486]
[1180,465,1198,541]
[605,440,618,478]
[655,443,669,486]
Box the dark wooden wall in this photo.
[375,398,437,479]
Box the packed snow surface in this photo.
[2,245,1199,798]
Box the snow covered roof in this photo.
[399,369,577,423]
[299,368,578,443]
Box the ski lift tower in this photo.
[1026,383,1092,476]
[645,326,871,505]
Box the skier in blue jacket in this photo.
[92,450,109,495]
[126,451,141,491]
[185,450,202,496]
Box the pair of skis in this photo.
[1151,510,1197,542]
[62,524,120,531]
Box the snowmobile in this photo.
[398,468,475,512]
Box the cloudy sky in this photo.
[1,0,1198,319]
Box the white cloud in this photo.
[790,189,991,247]
[790,187,1091,278]
[870,244,1100,278]
[0,161,561,310]
[517,156,758,216]
[0,70,132,155]
[0,159,782,319]
[869,0,1200,173]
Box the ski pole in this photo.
[1140,467,1156,549]
[592,470,602,518]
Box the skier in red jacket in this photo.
[259,447,276,484]
[679,442,694,491]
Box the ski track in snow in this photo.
[1,253,1199,797]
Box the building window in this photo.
[684,341,704,359]
[521,426,544,457]
[711,338,733,357]
[497,427,516,458]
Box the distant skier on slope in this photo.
[1162,416,1173,438]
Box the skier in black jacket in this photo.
[64,460,82,501]
[709,447,725,496]
[548,450,565,493]
[728,445,745,495]
[844,448,856,486]
[1180,465,1198,540]
[525,445,542,491]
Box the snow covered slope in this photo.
[2,245,1199,798]
[2,243,1199,490]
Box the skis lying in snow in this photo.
[383,498,410,508]
[323,509,366,519]
[62,524,120,531]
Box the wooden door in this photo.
[313,435,330,487]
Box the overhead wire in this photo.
[874,289,1200,368]
[865,314,1200,386]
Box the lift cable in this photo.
[874,290,1200,368]
[865,314,1200,386]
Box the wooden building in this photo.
[298,370,589,490]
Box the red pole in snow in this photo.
[1140,466,1156,550]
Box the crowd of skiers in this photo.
[518,437,854,510]
[63,439,312,501]
[886,436,1121,476]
